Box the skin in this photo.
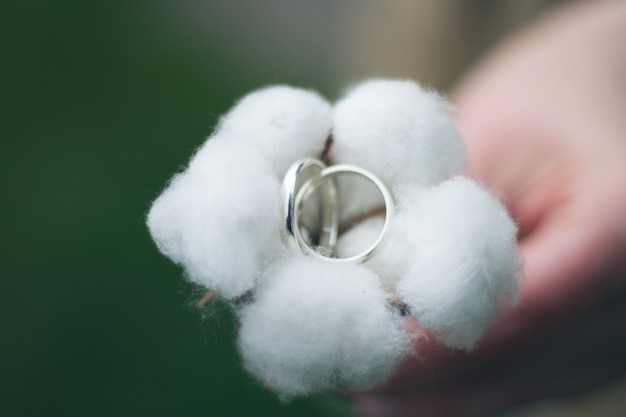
[358,1,626,416]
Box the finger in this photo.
[358,276,626,417]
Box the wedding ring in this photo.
[281,159,338,251]
[283,159,394,264]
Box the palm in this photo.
[360,2,626,416]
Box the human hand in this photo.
[359,1,626,415]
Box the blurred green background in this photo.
[6,1,607,417]
[1,1,345,416]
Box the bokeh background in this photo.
[4,1,624,416]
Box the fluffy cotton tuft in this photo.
[332,79,467,187]
[147,140,283,299]
[237,257,411,398]
[217,85,332,177]
[377,177,520,349]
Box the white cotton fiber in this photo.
[147,140,283,299]
[332,79,467,187]
[336,216,386,262]
[336,215,385,258]
[384,177,520,349]
[334,174,387,229]
[216,85,332,177]
[237,257,411,398]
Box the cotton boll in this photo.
[392,177,520,349]
[147,141,283,299]
[237,257,410,398]
[333,79,467,187]
[216,85,332,177]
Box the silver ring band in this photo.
[291,163,394,263]
[281,158,338,252]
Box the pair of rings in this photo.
[280,158,394,263]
